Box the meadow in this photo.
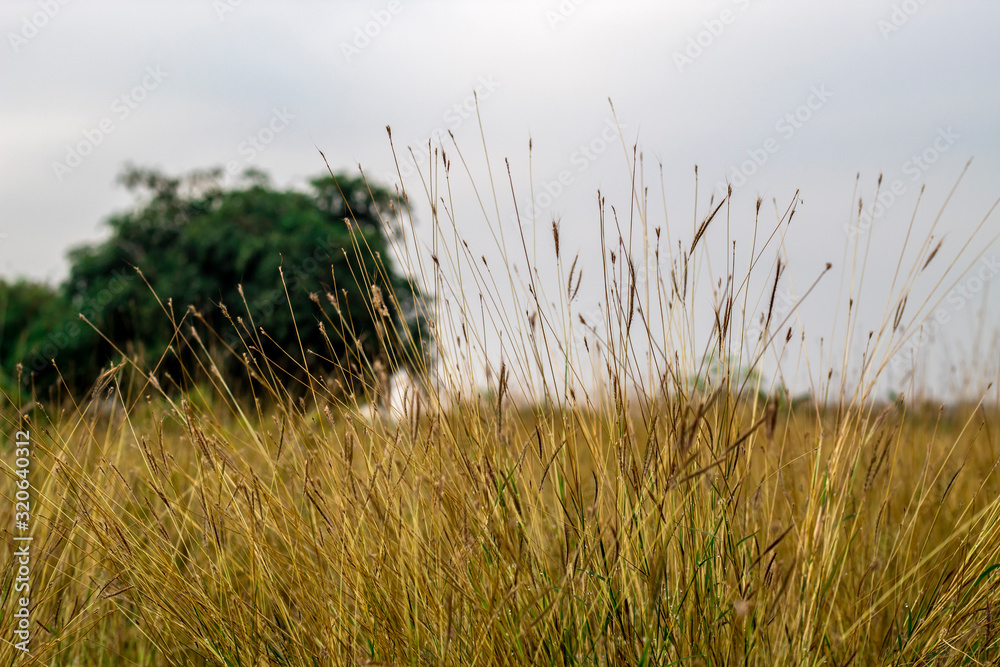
[2,118,1000,665]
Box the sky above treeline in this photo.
[2,0,999,399]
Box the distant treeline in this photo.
[0,165,429,402]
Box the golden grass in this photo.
[2,108,1000,665]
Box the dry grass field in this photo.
[3,123,1000,665]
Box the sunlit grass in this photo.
[2,109,1000,665]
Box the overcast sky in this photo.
[2,0,999,399]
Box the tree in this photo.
[0,278,77,398]
[7,165,428,399]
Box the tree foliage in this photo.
[1,165,426,399]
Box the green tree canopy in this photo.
[3,165,427,399]
[0,278,74,395]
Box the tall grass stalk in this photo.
[2,107,1000,665]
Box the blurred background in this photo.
[2,0,998,400]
